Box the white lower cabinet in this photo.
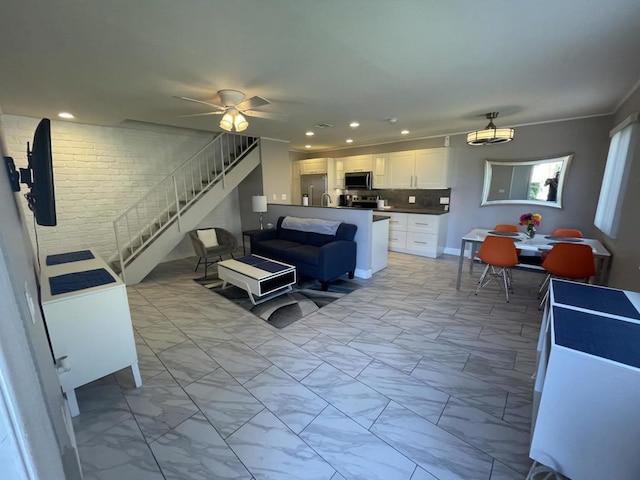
[387,212,448,258]
[40,250,142,416]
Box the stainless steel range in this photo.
[350,195,379,208]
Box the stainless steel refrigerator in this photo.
[300,174,327,205]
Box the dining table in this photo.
[455,228,612,290]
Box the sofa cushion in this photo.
[254,239,301,258]
[278,228,308,244]
[282,245,320,266]
[307,232,337,247]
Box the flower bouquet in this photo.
[519,213,542,238]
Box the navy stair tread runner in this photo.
[553,280,640,319]
[553,306,640,368]
[237,255,291,273]
[49,268,116,295]
[46,250,95,265]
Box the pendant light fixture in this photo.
[467,112,514,145]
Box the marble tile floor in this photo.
[73,252,546,480]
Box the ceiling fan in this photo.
[176,89,286,132]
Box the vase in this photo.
[526,225,536,239]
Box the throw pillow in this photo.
[197,229,219,248]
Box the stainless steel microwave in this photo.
[344,171,373,190]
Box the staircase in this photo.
[112,133,260,284]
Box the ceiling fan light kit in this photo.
[219,107,248,132]
[467,112,514,145]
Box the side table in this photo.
[242,229,266,255]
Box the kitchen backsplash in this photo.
[351,188,451,211]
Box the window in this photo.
[594,113,639,238]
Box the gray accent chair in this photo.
[188,228,238,277]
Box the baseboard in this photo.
[354,267,372,279]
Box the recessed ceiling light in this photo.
[305,145,311,148]
[349,122,360,128]
[305,131,314,136]
[401,129,410,135]
[346,139,354,144]
[58,112,75,119]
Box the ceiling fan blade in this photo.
[236,95,270,111]
[174,96,225,111]
[178,111,224,118]
[243,110,288,120]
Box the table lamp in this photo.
[252,195,268,230]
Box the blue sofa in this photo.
[249,216,357,290]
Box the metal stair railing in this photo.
[112,133,259,275]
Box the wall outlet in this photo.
[409,196,416,204]
[281,193,287,200]
[444,135,450,147]
[272,193,277,200]
[439,196,450,205]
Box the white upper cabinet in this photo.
[332,158,345,189]
[373,153,388,188]
[343,154,374,173]
[414,148,450,189]
[299,158,328,174]
[388,148,450,189]
[387,151,416,188]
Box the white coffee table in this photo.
[217,254,296,305]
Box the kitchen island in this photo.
[263,204,388,278]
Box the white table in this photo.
[530,279,640,479]
[455,228,612,289]
[40,249,141,416]
[218,254,296,305]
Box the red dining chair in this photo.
[475,236,519,302]
[552,228,583,238]
[538,228,585,292]
[494,224,519,233]
[538,242,596,308]
[493,224,522,257]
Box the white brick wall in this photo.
[2,114,229,262]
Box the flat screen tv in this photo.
[23,118,57,226]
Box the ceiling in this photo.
[2,1,640,152]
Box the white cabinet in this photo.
[343,154,373,173]
[386,212,448,258]
[291,161,301,205]
[40,250,141,416]
[414,149,450,189]
[388,152,415,188]
[387,212,408,250]
[331,158,345,189]
[371,218,389,273]
[531,281,640,480]
[373,153,388,188]
[388,148,450,189]
[299,158,328,174]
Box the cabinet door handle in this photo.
[415,175,418,186]
[415,223,429,226]
[414,241,428,245]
